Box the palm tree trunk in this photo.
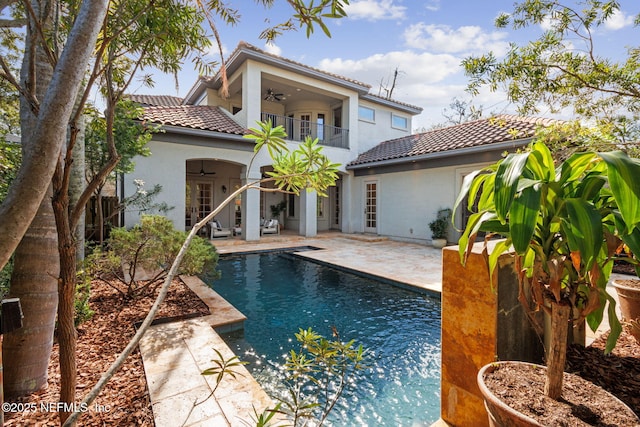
[3,187,59,397]
[2,0,57,398]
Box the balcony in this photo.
[261,113,349,149]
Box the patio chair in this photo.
[209,219,232,239]
[260,218,280,235]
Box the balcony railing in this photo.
[261,113,349,149]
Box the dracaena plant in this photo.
[454,136,640,400]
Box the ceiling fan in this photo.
[199,160,215,176]
[264,88,284,102]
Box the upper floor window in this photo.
[392,114,408,130]
[358,106,375,122]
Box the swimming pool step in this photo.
[342,233,390,242]
[180,275,246,333]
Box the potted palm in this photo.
[454,139,640,425]
[429,208,451,249]
[270,199,287,229]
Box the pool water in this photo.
[206,251,441,426]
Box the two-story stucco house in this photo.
[125,41,422,240]
[125,42,552,244]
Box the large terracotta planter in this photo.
[477,361,639,427]
[478,362,544,427]
[612,279,640,342]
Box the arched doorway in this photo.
[185,159,243,230]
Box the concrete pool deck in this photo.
[139,231,621,426]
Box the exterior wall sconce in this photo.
[222,185,227,194]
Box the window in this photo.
[317,196,325,218]
[358,106,375,122]
[392,114,408,130]
[317,113,325,140]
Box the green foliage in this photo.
[118,179,173,216]
[199,327,367,427]
[88,215,219,299]
[0,139,21,202]
[85,100,157,178]
[96,0,212,89]
[244,403,285,427]
[256,0,350,41]
[270,200,287,219]
[463,0,640,140]
[201,348,247,384]
[74,266,95,326]
[0,255,12,299]
[454,129,640,357]
[429,208,452,239]
[0,22,21,136]
[277,327,368,426]
[533,120,630,162]
[243,121,341,198]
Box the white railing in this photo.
[261,113,349,149]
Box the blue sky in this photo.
[135,0,639,130]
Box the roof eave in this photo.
[183,77,210,105]
[213,44,372,94]
[360,94,423,115]
[346,137,533,170]
[154,124,248,141]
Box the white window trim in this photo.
[391,113,408,130]
[358,105,375,123]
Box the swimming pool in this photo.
[206,251,441,426]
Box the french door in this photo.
[185,180,214,229]
[364,180,378,234]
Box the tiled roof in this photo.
[127,94,184,107]
[141,106,246,135]
[348,114,561,168]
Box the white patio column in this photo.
[299,189,317,237]
[241,169,262,241]
[341,174,354,233]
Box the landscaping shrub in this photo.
[88,215,219,299]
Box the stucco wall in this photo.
[356,99,412,154]
[123,140,262,230]
[350,161,492,243]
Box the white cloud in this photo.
[345,0,406,21]
[403,23,510,55]
[263,42,282,56]
[539,15,555,32]
[425,1,440,12]
[318,50,474,129]
[604,9,634,30]
[319,50,460,87]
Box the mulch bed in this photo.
[4,278,209,426]
[567,327,640,417]
[563,259,640,418]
